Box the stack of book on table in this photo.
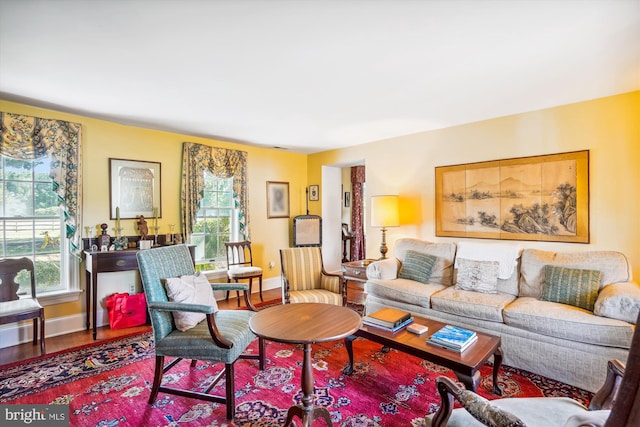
[427,324,478,352]
[362,307,414,332]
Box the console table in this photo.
[84,245,195,340]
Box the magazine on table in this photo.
[428,334,478,352]
[427,325,477,351]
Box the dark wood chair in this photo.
[225,241,263,306]
[0,257,45,354]
[428,311,640,427]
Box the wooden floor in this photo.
[0,288,282,366]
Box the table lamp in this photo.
[371,195,399,259]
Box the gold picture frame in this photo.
[435,150,589,243]
[109,158,161,220]
[267,181,290,218]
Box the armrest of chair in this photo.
[148,301,216,314]
[210,283,250,292]
[320,271,346,305]
[588,359,626,411]
[209,282,259,311]
[431,377,525,427]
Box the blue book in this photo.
[428,325,476,349]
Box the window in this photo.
[190,172,238,270]
[1,154,75,297]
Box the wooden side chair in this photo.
[0,257,45,354]
[136,244,265,420]
[225,241,263,306]
[280,246,346,306]
[427,311,640,427]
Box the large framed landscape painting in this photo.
[435,150,589,243]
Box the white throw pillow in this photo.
[455,258,500,293]
[164,272,218,331]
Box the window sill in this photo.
[39,289,83,306]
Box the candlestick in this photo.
[153,207,158,229]
[116,206,120,231]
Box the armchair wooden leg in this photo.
[149,356,164,404]
[226,362,235,419]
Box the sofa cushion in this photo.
[364,278,446,309]
[540,265,602,311]
[594,282,640,324]
[503,297,634,348]
[455,258,500,293]
[430,287,515,323]
[520,249,631,298]
[393,238,457,286]
[398,250,437,284]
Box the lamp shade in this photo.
[371,195,399,227]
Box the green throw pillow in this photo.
[541,265,602,311]
[398,250,437,284]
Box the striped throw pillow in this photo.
[541,265,602,311]
[398,250,437,284]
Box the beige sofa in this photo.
[364,238,640,392]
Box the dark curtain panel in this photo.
[350,166,366,260]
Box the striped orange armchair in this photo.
[280,247,345,306]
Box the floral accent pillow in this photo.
[455,258,500,293]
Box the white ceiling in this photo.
[1,0,639,154]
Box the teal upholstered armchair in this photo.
[136,244,265,420]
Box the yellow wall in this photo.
[310,91,640,281]
[0,100,308,319]
[3,91,639,321]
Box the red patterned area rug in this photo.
[0,330,592,426]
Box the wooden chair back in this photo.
[0,257,45,353]
[225,241,255,269]
[0,257,36,302]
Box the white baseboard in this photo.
[0,313,86,350]
[0,276,282,350]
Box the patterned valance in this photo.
[181,142,248,238]
[0,112,82,254]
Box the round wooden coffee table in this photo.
[249,303,361,427]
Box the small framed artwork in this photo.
[109,158,161,220]
[267,181,290,218]
[309,185,319,201]
[344,192,351,207]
